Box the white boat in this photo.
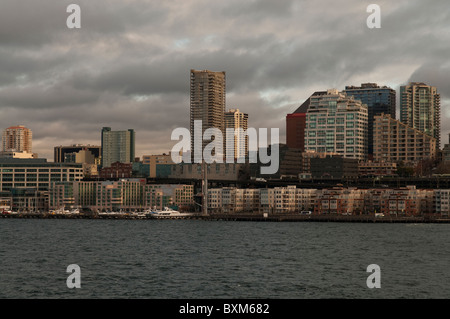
[69,208,80,214]
[147,207,193,219]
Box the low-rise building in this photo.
[0,158,83,193]
[310,155,359,179]
[359,161,397,177]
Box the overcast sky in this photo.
[0,0,449,160]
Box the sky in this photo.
[0,0,449,161]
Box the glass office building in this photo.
[344,83,396,156]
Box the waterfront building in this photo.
[435,189,450,216]
[164,185,449,217]
[73,180,98,208]
[0,158,83,193]
[314,187,367,215]
[2,125,32,153]
[190,69,226,160]
[305,89,368,160]
[208,187,259,214]
[379,186,434,216]
[53,179,194,212]
[400,82,440,149]
[49,181,75,210]
[222,187,237,213]
[224,109,249,160]
[344,83,396,156]
[208,186,319,214]
[273,186,318,214]
[208,188,223,212]
[101,127,135,168]
[9,188,48,212]
[145,184,194,211]
[373,113,436,164]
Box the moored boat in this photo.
[146,207,193,219]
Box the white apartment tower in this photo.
[224,108,249,160]
[400,82,440,149]
[305,89,368,160]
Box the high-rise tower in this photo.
[2,125,32,153]
[344,83,396,157]
[224,108,248,160]
[101,127,135,168]
[305,89,368,160]
[190,69,226,160]
[400,82,440,149]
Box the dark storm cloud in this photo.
[0,0,449,159]
[408,64,450,99]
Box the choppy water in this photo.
[1,219,449,299]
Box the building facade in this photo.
[101,127,135,168]
[224,108,249,160]
[190,69,226,160]
[54,144,101,164]
[142,154,175,178]
[99,162,133,179]
[310,155,359,179]
[170,163,248,181]
[0,158,84,192]
[400,82,440,148]
[344,83,396,157]
[358,161,397,177]
[305,89,368,160]
[51,179,194,212]
[286,91,327,151]
[373,113,436,164]
[2,125,33,153]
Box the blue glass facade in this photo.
[344,83,396,156]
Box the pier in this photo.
[2,211,450,223]
[196,213,450,223]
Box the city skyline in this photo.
[0,0,449,161]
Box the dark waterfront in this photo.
[1,219,449,299]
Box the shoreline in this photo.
[2,212,450,223]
